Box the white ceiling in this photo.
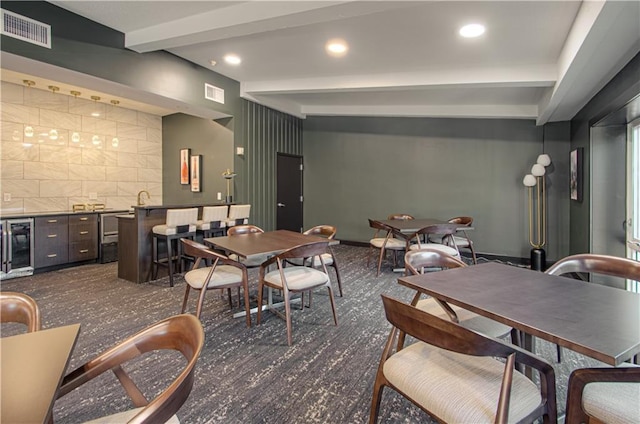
[24,1,640,122]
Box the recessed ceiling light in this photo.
[224,54,241,65]
[325,38,348,57]
[459,23,485,38]
[209,59,217,67]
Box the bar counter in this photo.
[117,203,230,284]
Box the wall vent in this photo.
[1,9,51,49]
[205,83,224,104]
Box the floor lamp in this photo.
[222,169,236,203]
[523,154,551,271]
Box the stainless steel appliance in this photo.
[99,212,120,263]
[1,218,35,280]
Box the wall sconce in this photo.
[523,153,551,270]
[222,169,237,203]
[90,95,101,117]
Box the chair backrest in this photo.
[276,240,329,260]
[303,225,336,239]
[227,224,264,236]
[380,294,557,423]
[228,204,251,220]
[387,214,414,220]
[545,253,640,281]
[166,208,198,227]
[201,206,228,222]
[404,248,466,275]
[0,292,41,333]
[448,216,473,226]
[368,219,390,232]
[58,314,205,424]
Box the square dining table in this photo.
[204,230,332,317]
[398,262,640,367]
[1,324,81,424]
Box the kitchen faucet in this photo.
[137,190,150,206]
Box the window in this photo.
[626,118,640,292]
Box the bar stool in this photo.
[152,208,198,287]
[225,204,251,229]
[196,205,228,238]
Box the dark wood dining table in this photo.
[1,324,81,424]
[398,262,640,367]
[378,218,466,234]
[204,230,332,317]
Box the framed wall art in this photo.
[180,148,190,184]
[570,147,583,202]
[190,155,202,192]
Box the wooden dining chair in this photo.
[565,365,640,424]
[428,216,477,264]
[370,295,556,424]
[295,225,343,297]
[57,314,204,424]
[368,219,406,276]
[180,238,251,327]
[257,240,337,346]
[0,291,41,333]
[545,253,640,362]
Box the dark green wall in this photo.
[570,52,640,254]
[162,114,234,204]
[238,100,303,231]
[303,117,571,260]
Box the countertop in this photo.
[0,209,131,220]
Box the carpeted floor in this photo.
[1,245,603,423]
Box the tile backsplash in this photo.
[0,81,162,214]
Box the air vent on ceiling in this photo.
[205,83,224,104]
[1,9,51,49]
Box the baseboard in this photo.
[338,239,532,266]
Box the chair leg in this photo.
[468,243,478,264]
[227,288,233,308]
[331,254,344,297]
[327,285,338,326]
[195,287,207,319]
[376,248,385,277]
[369,379,385,424]
[256,282,264,325]
[181,286,191,313]
[556,344,563,363]
[167,237,174,287]
[284,289,293,346]
[152,237,158,280]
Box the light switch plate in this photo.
[217,192,222,200]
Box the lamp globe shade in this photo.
[531,164,546,177]
[523,174,537,187]
[537,154,551,166]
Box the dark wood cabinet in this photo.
[34,214,98,269]
[34,216,69,268]
[68,214,98,262]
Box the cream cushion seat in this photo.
[288,253,334,267]
[152,208,198,236]
[84,408,180,424]
[370,237,405,250]
[408,243,460,259]
[184,265,244,289]
[582,364,640,424]
[415,298,512,338]
[264,267,329,291]
[384,342,542,423]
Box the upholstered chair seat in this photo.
[408,242,460,259]
[196,205,228,237]
[263,267,329,291]
[383,342,543,423]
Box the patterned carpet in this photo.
[1,245,603,423]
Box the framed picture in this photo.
[190,155,201,192]
[570,148,583,202]
[180,148,190,185]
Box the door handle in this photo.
[277,203,286,207]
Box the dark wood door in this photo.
[276,153,303,231]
